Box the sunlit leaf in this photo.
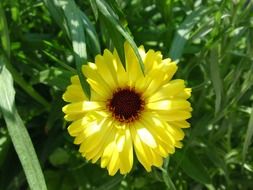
[0,59,47,190]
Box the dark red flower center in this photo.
[108,88,144,123]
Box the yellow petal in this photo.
[148,79,185,102]
[108,147,120,176]
[130,126,152,171]
[135,122,157,148]
[147,100,191,111]
[141,112,176,149]
[168,120,190,128]
[70,75,80,85]
[161,61,178,82]
[95,52,118,89]
[101,129,116,168]
[158,110,192,121]
[73,131,86,144]
[141,62,178,98]
[64,113,85,121]
[67,117,88,136]
[112,50,128,87]
[62,101,105,114]
[79,119,113,162]
[62,84,87,102]
[144,50,162,73]
[142,72,166,98]
[150,148,163,167]
[115,130,126,152]
[124,42,144,87]
[138,45,146,60]
[175,141,183,148]
[166,124,185,141]
[140,115,174,156]
[175,88,192,99]
[119,127,133,174]
[82,64,112,97]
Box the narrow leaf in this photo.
[210,44,223,115]
[242,105,253,162]
[0,58,47,190]
[0,3,49,108]
[160,168,177,190]
[0,3,10,57]
[43,0,70,37]
[173,149,211,185]
[80,11,101,56]
[44,0,90,98]
[96,175,123,190]
[169,7,212,60]
[100,14,126,68]
[61,0,90,98]
[89,0,98,20]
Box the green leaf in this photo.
[157,157,177,190]
[173,148,211,185]
[95,0,145,73]
[61,0,90,98]
[0,3,49,108]
[209,44,223,115]
[42,50,76,73]
[89,0,98,20]
[35,67,73,90]
[80,11,101,56]
[44,0,91,98]
[4,57,50,108]
[242,105,253,162]
[49,148,70,166]
[43,0,70,37]
[0,3,10,57]
[96,175,123,190]
[0,58,47,190]
[169,7,213,61]
[159,168,177,190]
[99,13,126,68]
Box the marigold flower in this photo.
[62,42,192,176]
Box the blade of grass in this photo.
[89,0,98,20]
[242,104,253,162]
[44,0,90,98]
[0,58,47,190]
[0,4,49,109]
[43,0,70,37]
[173,149,211,185]
[80,10,101,56]
[3,56,50,109]
[42,50,76,73]
[99,13,125,68]
[212,60,253,124]
[0,3,10,57]
[169,6,213,61]
[96,175,123,190]
[160,168,177,190]
[209,44,223,115]
[159,158,177,190]
[61,0,90,98]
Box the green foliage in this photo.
[0,0,253,189]
[0,62,47,190]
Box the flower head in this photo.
[62,42,192,175]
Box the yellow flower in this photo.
[62,42,192,176]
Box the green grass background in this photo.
[0,0,253,189]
